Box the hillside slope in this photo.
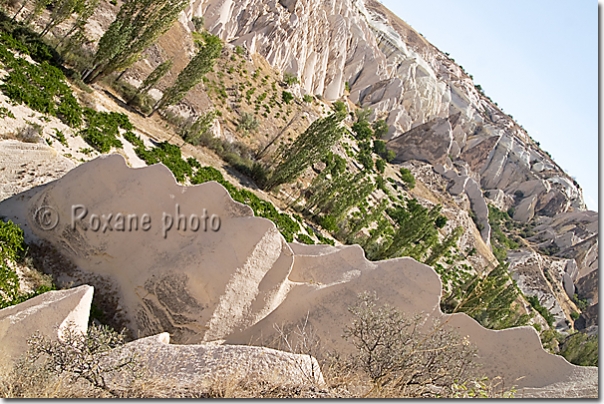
[0,0,597,397]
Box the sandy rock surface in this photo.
[0,285,93,369]
[112,333,324,389]
[0,156,596,396]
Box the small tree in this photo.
[151,32,222,114]
[352,109,373,140]
[39,0,86,37]
[127,59,172,105]
[24,322,138,397]
[266,111,346,190]
[237,112,259,133]
[375,158,386,174]
[25,0,52,24]
[373,119,389,139]
[57,0,99,47]
[83,0,189,84]
[191,16,204,32]
[181,110,215,145]
[399,167,415,189]
[282,91,294,104]
[343,292,478,396]
[283,72,298,86]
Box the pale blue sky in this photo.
[380,0,598,211]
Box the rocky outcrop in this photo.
[387,117,453,165]
[186,0,587,223]
[0,140,75,202]
[529,211,599,318]
[0,156,596,396]
[0,285,93,369]
[113,333,324,388]
[0,154,294,344]
[507,250,574,332]
[435,162,491,244]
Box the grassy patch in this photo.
[0,32,82,127]
[79,108,131,153]
[0,219,55,309]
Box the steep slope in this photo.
[185,0,597,331]
[0,0,596,392]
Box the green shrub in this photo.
[372,119,389,138]
[283,72,298,86]
[399,168,415,189]
[372,139,387,156]
[573,294,589,311]
[0,106,15,119]
[487,205,519,264]
[0,219,54,309]
[302,94,313,103]
[527,295,555,327]
[192,16,205,32]
[357,149,373,172]
[318,215,338,233]
[316,233,335,246]
[52,129,68,146]
[282,91,294,104]
[79,109,131,153]
[296,234,314,245]
[0,53,82,127]
[123,131,145,149]
[190,166,224,184]
[0,219,25,265]
[375,158,386,174]
[135,141,192,183]
[237,112,259,133]
[0,32,81,127]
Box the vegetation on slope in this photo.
[0,220,54,309]
[0,0,595,377]
[0,293,515,398]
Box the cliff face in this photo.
[187,0,597,328]
[191,0,585,218]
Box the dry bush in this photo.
[1,293,516,398]
[272,312,324,386]
[0,322,139,398]
[264,292,516,398]
[342,291,480,398]
[15,123,43,143]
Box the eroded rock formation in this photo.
[0,285,93,369]
[177,0,597,323]
[114,333,325,389]
[0,156,596,396]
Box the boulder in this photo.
[0,285,93,369]
[110,333,324,390]
[0,154,294,344]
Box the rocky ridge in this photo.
[0,0,597,397]
[184,0,597,331]
[0,155,597,397]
